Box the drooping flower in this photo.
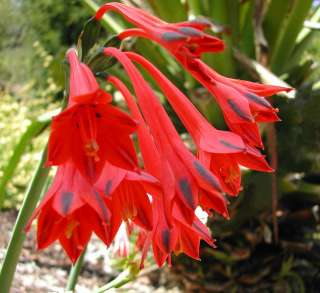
[108,74,221,267]
[137,200,215,268]
[95,2,291,148]
[125,52,272,195]
[47,49,138,182]
[104,47,228,219]
[95,2,224,58]
[27,49,161,264]
[26,1,292,268]
[107,76,178,264]
[93,161,157,240]
[26,161,111,263]
[171,202,215,261]
[27,156,157,263]
[183,59,291,148]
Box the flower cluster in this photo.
[28,2,290,267]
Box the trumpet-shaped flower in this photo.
[95,3,291,148]
[96,2,224,58]
[47,49,138,182]
[26,162,111,263]
[104,47,228,218]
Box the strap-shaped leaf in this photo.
[146,0,187,22]
[268,0,313,74]
[0,109,58,208]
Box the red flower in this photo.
[124,52,272,195]
[137,200,215,267]
[108,72,223,267]
[27,160,157,263]
[107,76,178,262]
[26,162,111,263]
[47,49,138,181]
[172,203,215,260]
[183,59,291,148]
[95,3,291,148]
[94,161,157,239]
[95,2,224,58]
[104,48,228,218]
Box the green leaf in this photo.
[188,0,205,16]
[288,5,320,71]
[146,0,187,22]
[268,0,313,74]
[238,0,255,58]
[204,0,235,76]
[263,0,291,51]
[0,110,56,208]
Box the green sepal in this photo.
[77,17,102,60]
[88,36,122,73]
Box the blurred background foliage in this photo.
[1,0,320,291]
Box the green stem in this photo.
[95,265,157,293]
[0,147,49,293]
[95,268,137,293]
[66,248,87,291]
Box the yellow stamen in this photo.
[123,206,137,221]
[65,220,79,239]
[84,139,100,162]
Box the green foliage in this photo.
[0,92,51,207]
[276,87,320,174]
[0,0,320,291]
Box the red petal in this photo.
[37,204,66,249]
[236,146,273,172]
[67,49,99,104]
[227,78,292,97]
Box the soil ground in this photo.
[0,210,180,293]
